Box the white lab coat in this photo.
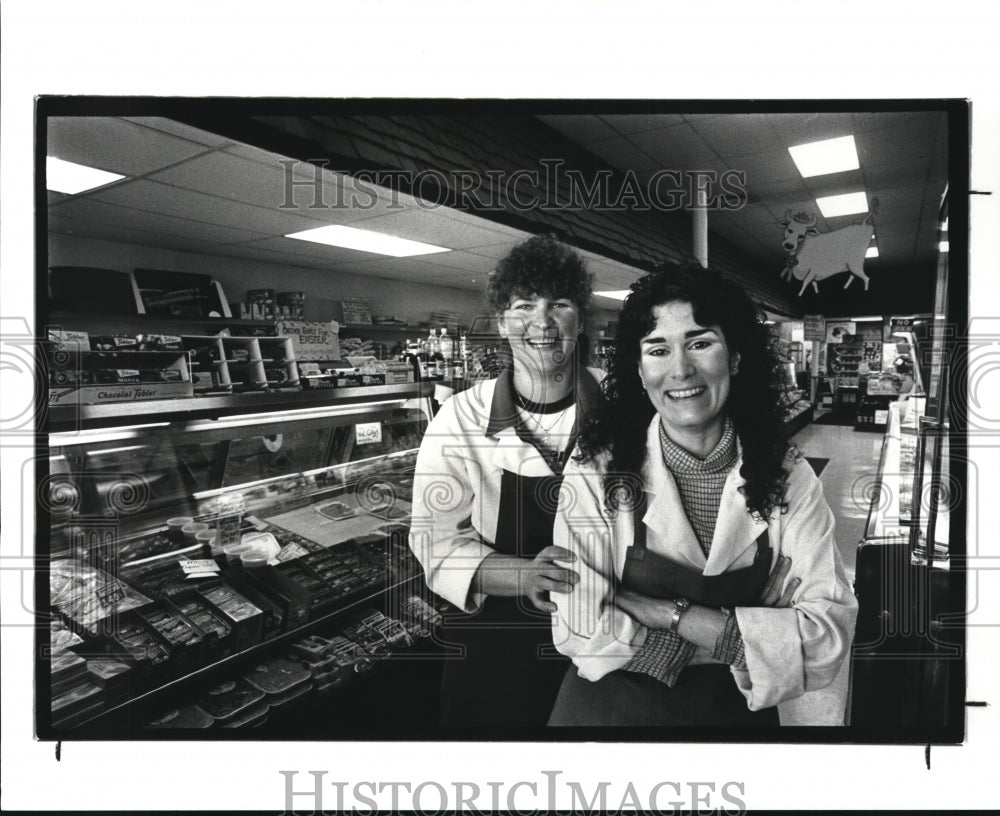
[408,370,601,613]
[551,416,858,724]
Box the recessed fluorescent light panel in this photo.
[285,225,449,257]
[593,290,632,301]
[788,135,860,178]
[816,191,869,218]
[865,247,879,259]
[46,156,125,194]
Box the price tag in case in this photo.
[355,422,383,445]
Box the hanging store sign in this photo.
[803,315,826,342]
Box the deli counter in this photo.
[42,385,455,737]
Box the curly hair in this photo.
[484,233,593,312]
[576,261,791,520]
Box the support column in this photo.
[692,188,708,267]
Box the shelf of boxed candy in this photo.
[44,507,451,734]
[135,595,451,732]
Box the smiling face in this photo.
[498,293,581,380]
[638,300,740,456]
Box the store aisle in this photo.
[792,418,885,582]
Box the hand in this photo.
[757,555,800,607]
[524,546,579,613]
[613,587,676,630]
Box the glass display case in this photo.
[40,385,454,737]
[849,193,962,736]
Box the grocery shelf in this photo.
[46,382,435,432]
[55,574,427,738]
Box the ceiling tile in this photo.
[582,137,659,175]
[637,123,719,166]
[242,235,384,264]
[537,115,620,143]
[47,117,212,177]
[857,123,943,167]
[687,114,780,156]
[725,150,803,186]
[402,247,512,275]
[121,117,235,147]
[87,179,328,236]
[48,212,206,253]
[765,113,856,149]
[349,208,522,250]
[599,114,686,135]
[862,156,936,189]
[149,150,306,208]
[850,111,944,135]
[50,197,271,244]
[746,175,811,205]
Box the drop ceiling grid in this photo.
[345,207,529,251]
[47,116,218,177]
[46,111,951,291]
[84,179,342,238]
[49,197,276,246]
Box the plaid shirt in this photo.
[622,418,747,686]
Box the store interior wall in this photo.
[47,232,622,332]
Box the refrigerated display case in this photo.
[41,384,453,737]
[848,194,962,738]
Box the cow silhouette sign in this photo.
[778,198,879,297]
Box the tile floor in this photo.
[792,416,887,582]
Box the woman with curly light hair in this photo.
[548,261,857,727]
[409,233,604,730]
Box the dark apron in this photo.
[549,495,780,727]
[437,468,571,729]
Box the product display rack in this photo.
[41,378,454,738]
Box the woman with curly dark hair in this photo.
[409,234,603,730]
[548,262,857,727]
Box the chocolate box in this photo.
[197,583,264,652]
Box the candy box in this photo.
[198,583,264,652]
[243,657,312,699]
[196,678,265,725]
[51,679,106,729]
[145,704,215,729]
[166,590,234,661]
[137,601,208,675]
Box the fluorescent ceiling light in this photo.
[816,191,869,218]
[594,290,631,301]
[788,135,860,178]
[865,247,879,259]
[939,240,949,253]
[47,156,125,194]
[285,225,450,257]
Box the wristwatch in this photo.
[668,597,691,635]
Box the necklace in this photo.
[520,405,573,447]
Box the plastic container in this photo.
[195,528,217,544]
[240,548,270,569]
[181,521,209,544]
[195,528,219,555]
[166,516,193,542]
[223,540,252,564]
[240,531,280,559]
